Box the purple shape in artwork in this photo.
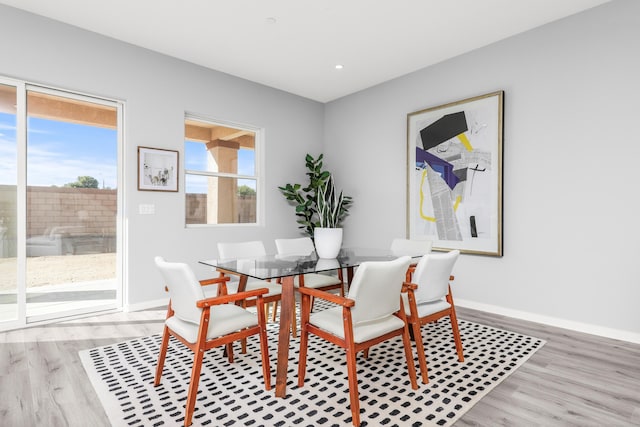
[416,147,460,190]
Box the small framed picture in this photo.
[137,146,179,192]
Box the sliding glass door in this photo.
[0,78,123,329]
[0,83,19,324]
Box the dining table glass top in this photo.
[199,247,414,280]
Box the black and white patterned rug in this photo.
[80,306,544,426]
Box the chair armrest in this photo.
[164,276,230,293]
[199,276,230,286]
[196,287,268,308]
[297,286,354,307]
[405,264,418,281]
[402,282,418,292]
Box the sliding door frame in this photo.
[0,76,125,331]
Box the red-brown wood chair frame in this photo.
[297,286,418,427]
[155,276,272,427]
[403,278,463,384]
[287,268,345,338]
[215,267,283,352]
[215,268,282,319]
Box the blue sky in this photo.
[0,113,17,185]
[0,112,256,193]
[0,112,118,188]
[185,140,256,194]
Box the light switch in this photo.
[139,204,155,215]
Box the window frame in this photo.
[184,113,264,227]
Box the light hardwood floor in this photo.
[1,306,639,426]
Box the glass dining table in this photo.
[199,247,415,397]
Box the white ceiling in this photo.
[1,0,611,102]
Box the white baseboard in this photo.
[124,297,168,313]
[456,298,640,344]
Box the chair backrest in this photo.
[154,256,204,324]
[217,240,267,259]
[390,238,433,256]
[411,250,460,303]
[274,237,315,256]
[347,256,412,323]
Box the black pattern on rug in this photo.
[80,306,544,427]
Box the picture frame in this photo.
[137,146,179,192]
[406,91,504,256]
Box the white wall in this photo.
[0,5,323,307]
[3,1,638,342]
[324,0,640,341]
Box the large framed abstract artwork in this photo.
[406,91,504,256]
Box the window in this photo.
[184,116,261,225]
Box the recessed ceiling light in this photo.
[265,17,277,24]
[335,64,344,70]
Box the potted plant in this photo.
[278,154,329,237]
[314,174,352,258]
[279,154,352,257]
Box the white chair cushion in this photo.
[310,306,406,343]
[294,273,342,288]
[166,304,258,343]
[346,257,411,324]
[155,257,205,324]
[402,294,451,317]
[411,251,459,303]
[274,237,315,256]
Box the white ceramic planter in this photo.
[315,257,340,271]
[314,227,343,259]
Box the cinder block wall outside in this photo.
[0,185,117,257]
[0,185,256,256]
[186,193,256,224]
[26,186,117,237]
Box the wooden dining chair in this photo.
[297,256,418,427]
[402,250,463,384]
[275,237,345,336]
[390,238,432,281]
[216,240,283,322]
[153,256,272,427]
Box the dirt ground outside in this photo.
[0,253,116,291]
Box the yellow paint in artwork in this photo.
[419,169,436,222]
[453,195,461,211]
[457,133,473,151]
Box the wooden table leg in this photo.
[237,274,248,292]
[347,266,354,287]
[275,275,295,397]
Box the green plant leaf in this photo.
[279,153,351,236]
